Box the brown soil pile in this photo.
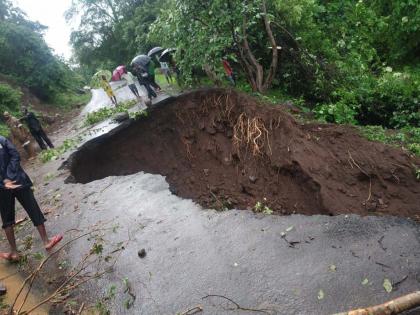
[69,89,420,218]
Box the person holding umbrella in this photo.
[0,136,63,262]
[131,55,157,103]
[100,75,118,106]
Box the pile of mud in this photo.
[69,89,420,218]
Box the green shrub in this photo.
[0,83,22,114]
[360,125,420,156]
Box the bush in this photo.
[0,83,22,114]
[315,68,420,128]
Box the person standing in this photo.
[222,57,236,86]
[121,69,142,100]
[20,108,54,151]
[0,136,62,261]
[133,65,156,105]
[160,62,173,84]
[148,61,161,92]
[100,75,118,106]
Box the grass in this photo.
[155,72,181,95]
[359,125,420,156]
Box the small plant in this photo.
[254,198,273,215]
[129,110,148,120]
[40,138,80,163]
[84,99,137,126]
[90,242,104,255]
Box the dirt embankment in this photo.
[68,89,420,218]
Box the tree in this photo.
[151,0,279,92]
[0,0,77,101]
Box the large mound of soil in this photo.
[69,89,420,218]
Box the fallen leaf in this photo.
[383,278,392,293]
[362,278,369,286]
[329,265,336,272]
[317,289,324,300]
[286,226,294,232]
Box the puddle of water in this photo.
[0,263,48,314]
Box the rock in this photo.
[138,249,147,259]
[203,169,210,176]
[0,283,7,296]
[113,112,129,123]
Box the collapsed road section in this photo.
[67,88,420,218]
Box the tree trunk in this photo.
[233,1,279,93]
[332,291,420,315]
[203,64,222,86]
[261,0,279,92]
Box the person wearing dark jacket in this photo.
[133,65,157,103]
[0,136,62,261]
[20,108,54,150]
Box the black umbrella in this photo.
[159,48,176,62]
[147,46,164,57]
[131,55,151,68]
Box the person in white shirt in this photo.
[121,70,141,99]
[160,62,173,84]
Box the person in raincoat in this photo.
[0,136,63,261]
[20,108,54,150]
[100,75,118,106]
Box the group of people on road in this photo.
[101,59,169,108]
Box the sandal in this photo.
[45,234,63,251]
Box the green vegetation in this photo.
[0,82,21,114]
[39,138,81,163]
[359,126,420,156]
[84,99,146,126]
[0,0,85,103]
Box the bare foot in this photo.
[45,234,63,251]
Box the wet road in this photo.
[29,87,420,314]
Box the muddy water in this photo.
[0,263,48,314]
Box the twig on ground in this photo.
[378,235,387,251]
[393,275,408,291]
[77,302,85,315]
[202,294,271,314]
[375,261,392,269]
[178,305,203,315]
